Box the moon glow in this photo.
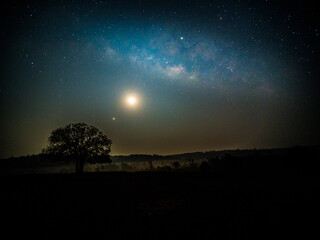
[127,96,137,105]
[123,92,140,109]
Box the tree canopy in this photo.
[42,123,112,172]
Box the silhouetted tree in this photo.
[148,159,154,170]
[200,161,210,172]
[173,161,180,169]
[42,123,112,173]
[188,158,196,168]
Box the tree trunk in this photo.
[79,158,84,173]
[75,159,79,173]
[75,157,85,174]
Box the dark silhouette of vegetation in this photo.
[173,161,180,168]
[1,144,319,175]
[157,165,171,171]
[42,123,112,173]
[200,161,210,172]
[148,159,154,170]
[121,162,133,170]
[188,158,196,169]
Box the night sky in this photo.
[1,0,319,158]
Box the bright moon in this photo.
[127,96,136,105]
[123,92,141,109]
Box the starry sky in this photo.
[1,0,319,158]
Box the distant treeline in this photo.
[114,145,320,174]
[207,145,320,174]
[1,145,319,172]
[110,145,319,162]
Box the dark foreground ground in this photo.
[1,167,319,240]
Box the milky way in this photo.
[1,0,319,157]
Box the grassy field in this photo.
[1,168,319,240]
